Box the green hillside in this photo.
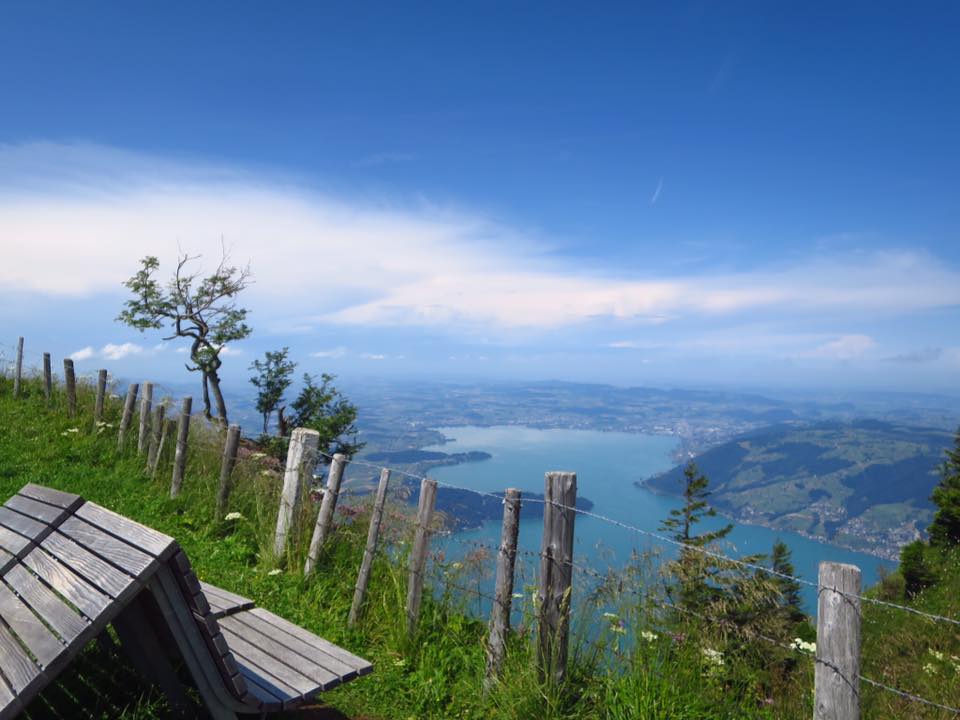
[645,420,954,558]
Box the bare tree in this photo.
[117,250,252,425]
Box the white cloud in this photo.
[101,342,144,360]
[2,143,960,334]
[310,347,347,359]
[218,345,242,356]
[609,340,641,349]
[69,346,95,361]
[359,352,386,360]
[800,335,877,360]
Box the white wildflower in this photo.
[640,630,658,642]
[923,663,937,675]
[791,638,816,654]
[224,512,244,521]
[701,647,724,666]
[267,568,282,576]
[929,649,945,662]
[66,428,79,433]
[602,612,619,620]
[512,593,524,599]
[451,562,463,570]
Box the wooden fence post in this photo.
[814,562,861,720]
[349,468,391,626]
[42,352,51,402]
[273,428,320,557]
[406,477,438,639]
[305,453,347,574]
[63,359,77,418]
[169,397,192,498]
[538,471,576,684]
[215,424,242,519]
[117,384,139,449]
[12,337,23,398]
[138,382,154,454]
[146,403,167,476]
[485,487,522,691]
[94,369,108,422]
[153,418,174,479]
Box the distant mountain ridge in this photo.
[643,419,955,559]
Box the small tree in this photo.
[770,539,805,626]
[249,348,296,435]
[286,373,363,459]
[659,461,733,612]
[118,252,251,425]
[928,427,960,548]
[900,540,936,598]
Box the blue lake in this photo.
[425,425,892,612]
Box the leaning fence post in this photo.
[814,562,861,720]
[63,359,77,418]
[153,418,174,479]
[169,396,192,498]
[146,403,167,476]
[538,471,576,684]
[12,337,23,398]
[42,352,52,402]
[117,384,140,449]
[273,428,320,557]
[485,487,522,691]
[94,369,108,422]
[305,453,347,574]
[215,424,242,519]
[406,477,438,639]
[137,382,154,454]
[349,468,391,626]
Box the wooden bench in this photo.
[0,483,372,719]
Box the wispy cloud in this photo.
[3,143,960,336]
[608,340,642,349]
[882,347,944,364]
[359,352,386,360]
[799,335,877,361]
[310,347,347,359]
[650,177,663,205]
[101,342,145,360]
[69,346,95,361]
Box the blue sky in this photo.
[0,3,958,393]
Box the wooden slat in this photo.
[17,484,82,511]
[3,567,87,644]
[0,547,12,576]
[0,621,41,692]
[41,532,138,600]
[0,508,45,542]
[248,608,372,675]
[219,615,343,690]
[5,495,63,525]
[0,526,30,557]
[74,503,173,559]
[222,611,357,682]
[237,672,283,712]
[0,583,63,668]
[0,675,18,720]
[21,549,111,619]
[58,517,155,576]
[199,582,254,618]
[221,627,316,698]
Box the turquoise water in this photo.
[425,425,891,612]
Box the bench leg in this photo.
[113,595,195,718]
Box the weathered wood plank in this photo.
[3,566,87,643]
[219,615,342,689]
[199,582,254,615]
[18,484,82,511]
[75,502,174,559]
[0,547,13,575]
[0,526,30,557]
[0,582,63,668]
[237,672,283,711]
[223,628,312,698]
[59,516,157,574]
[5,495,64,525]
[0,675,18,719]
[222,611,356,682]
[815,562,861,720]
[41,531,138,600]
[247,608,372,674]
[0,618,42,691]
[0,508,46,542]
[22,548,111,619]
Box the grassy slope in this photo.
[4,372,955,719]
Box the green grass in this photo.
[1,370,952,719]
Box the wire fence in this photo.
[3,339,960,717]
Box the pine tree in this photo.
[659,461,733,611]
[771,539,805,625]
[928,427,960,548]
[249,348,296,435]
[900,539,937,598]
